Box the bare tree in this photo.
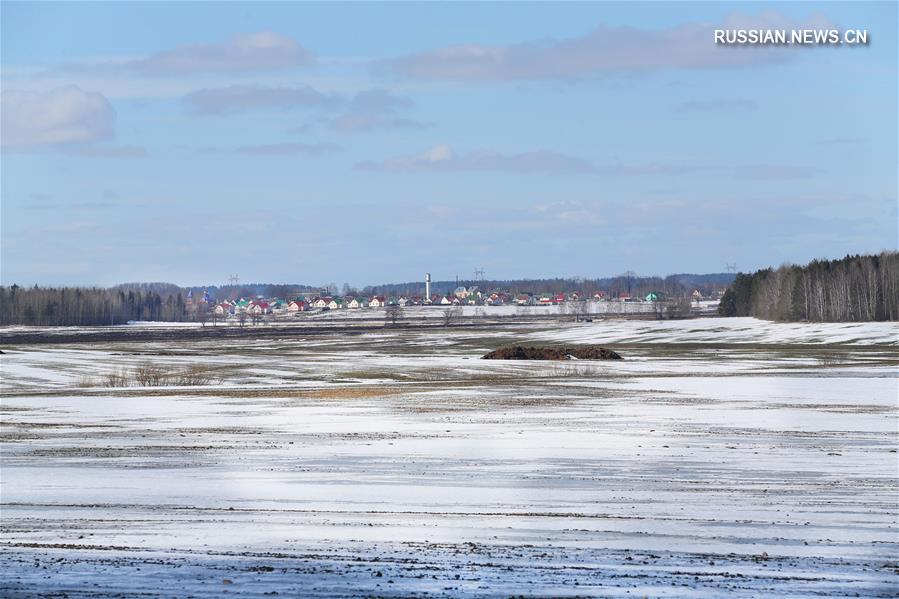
[197,306,209,327]
[665,298,693,319]
[385,304,403,327]
[442,306,462,327]
[570,301,588,322]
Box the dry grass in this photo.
[78,362,220,388]
[306,386,406,399]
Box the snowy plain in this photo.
[0,317,897,597]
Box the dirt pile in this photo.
[482,345,622,361]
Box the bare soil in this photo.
[482,344,623,360]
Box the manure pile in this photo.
[482,345,622,360]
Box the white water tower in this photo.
[425,273,431,300]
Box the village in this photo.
[194,284,712,319]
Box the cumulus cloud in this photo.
[356,144,594,173]
[381,12,829,80]
[183,84,335,115]
[1,86,114,147]
[675,98,757,112]
[235,142,338,156]
[133,31,313,75]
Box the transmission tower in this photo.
[474,267,485,282]
[726,264,737,274]
[228,274,240,285]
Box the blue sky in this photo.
[1,1,896,287]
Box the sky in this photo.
[1,1,896,288]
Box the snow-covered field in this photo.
[1,318,897,597]
[529,316,899,346]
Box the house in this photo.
[247,303,265,315]
[398,297,410,307]
[328,298,344,310]
[312,297,330,309]
[213,303,229,316]
[287,300,308,312]
[691,289,704,301]
[489,292,509,306]
[645,291,665,302]
[347,297,366,309]
[369,296,387,308]
[515,294,535,306]
[593,292,605,301]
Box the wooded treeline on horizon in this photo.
[0,287,189,327]
[718,251,899,322]
[1,252,896,326]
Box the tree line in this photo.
[718,251,898,322]
[362,273,734,300]
[0,286,189,326]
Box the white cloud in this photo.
[134,31,313,75]
[1,86,114,147]
[327,89,427,133]
[420,144,455,162]
[357,144,593,173]
[381,12,831,81]
[357,145,823,180]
